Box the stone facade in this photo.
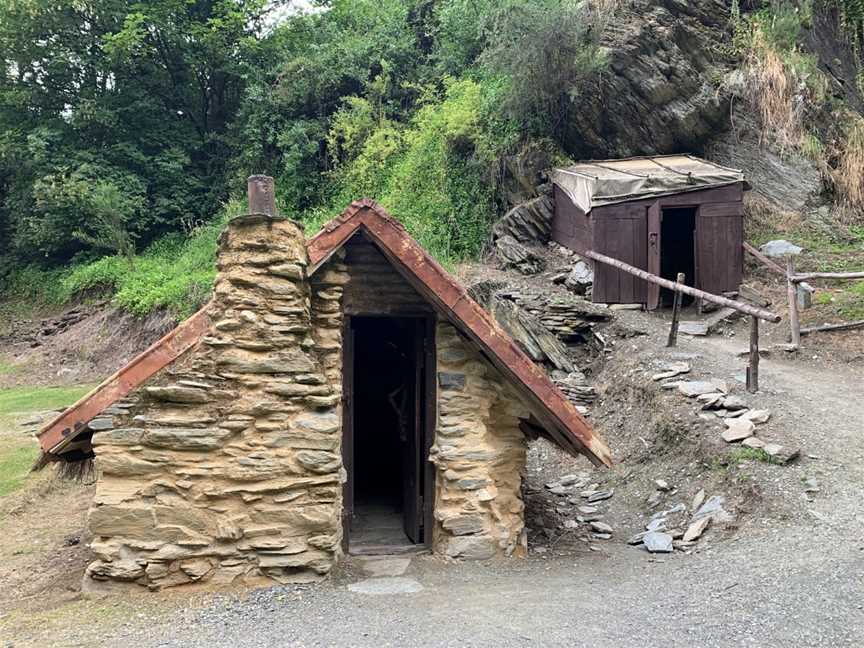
[431,322,530,560]
[85,215,345,592]
[82,216,535,592]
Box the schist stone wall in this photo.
[83,215,534,592]
[432,322,530,560]
[85,215,346,592]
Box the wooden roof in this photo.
[37,200,612,467]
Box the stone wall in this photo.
[85,215,346,592]
[83,220,538,592]
[431,321,530,560]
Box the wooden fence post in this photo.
[746,315,759,393]
[786,256,801,349]
[666,272,685,347]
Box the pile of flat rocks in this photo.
[497,288,612,344]
[631,485,731,554]
[551,370,597,408]
[528,473,615,551]
[652,363,799,465]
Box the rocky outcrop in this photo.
[491,193,555,244]
[565,0,734,158]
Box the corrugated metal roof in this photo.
[551,154,746,213]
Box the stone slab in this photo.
[358,557,412,578]
[347,577,424,595]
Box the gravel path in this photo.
[96,328,864,648]
[104,529,862,648]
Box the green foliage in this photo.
[321,77,511,264]
[831,0,864,48]
[2,0,618,315]
[0,0,267,262]
[727,447,783,465]
[480,0,608,139]
[62,200,241,317]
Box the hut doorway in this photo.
[343,316,434,552]
[659,206,697,307]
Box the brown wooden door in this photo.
[402,319,425,543]
[591,206,649,304]
[341,321,355,550]
[695,204,744,295]
[647,202,661,310]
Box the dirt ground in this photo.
[1,263,863,646]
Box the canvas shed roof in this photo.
[551,155,746,213]
[36,200,612,468]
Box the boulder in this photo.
[564,261,594,295]
[759,240,803,258]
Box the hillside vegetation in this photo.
[1,0,863,318]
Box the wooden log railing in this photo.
[789,270,864,282]
[583,250,781,322]
[784,255,864,347]
[743,242,815,293]
[585,250,782,393]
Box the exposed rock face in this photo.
[431,322,530,559]
[492,193,555,244]
[566,0,733,158]
[85,215,346,593]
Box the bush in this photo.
[319,77,514,265]
[480,0,608,140]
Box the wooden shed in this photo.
[550,155,749,309]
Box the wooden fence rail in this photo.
[584,250,780,393]
[583,250,781,322]
[785,255,864,347]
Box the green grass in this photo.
[0,385,92,415]
[1,199,245,320]
[0,384,93,498]
[0,360,19,375]
[0,441,40,497]
[728,447,783,465]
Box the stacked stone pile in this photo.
[497,289,612,344]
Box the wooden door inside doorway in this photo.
[342,315,435,550]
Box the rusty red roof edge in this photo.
[36,306,212,454]
[308,200,612,467]
[37,199,612,467]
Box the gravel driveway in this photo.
[104,524,863,648]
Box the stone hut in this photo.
[36,177,612,593]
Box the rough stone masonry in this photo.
[82,210,535,592]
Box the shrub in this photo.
[319,77,512,265]
[479,0,608,140]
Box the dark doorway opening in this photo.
[345,316,431,552]
[660,207,697,307]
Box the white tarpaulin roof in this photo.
[551,155,746,214]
